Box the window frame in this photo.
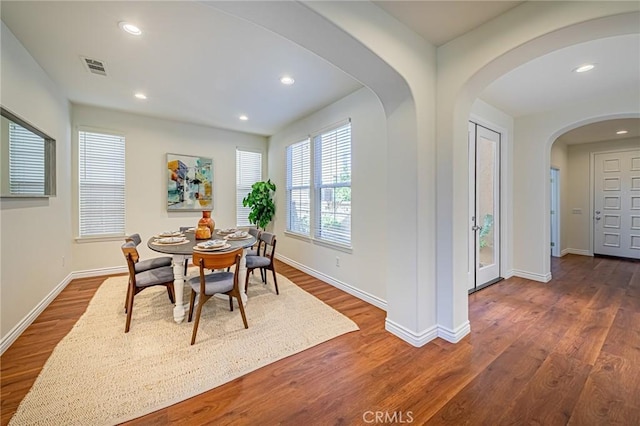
[77,128,126,240]
[312,121,352,249]
[285,138,311,238]
[236,147,263,228]
[285,119,352,252]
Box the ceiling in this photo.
[1,1,638,143]
[556,118,640,145]
[373,1,523,46]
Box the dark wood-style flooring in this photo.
[2,255,639,425]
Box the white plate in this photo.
[218,228,238,234]
[193,243,231,252]
[155,236,186,244]
[158,231,182,237]
[196,239,226,249]
[225,232,249,240]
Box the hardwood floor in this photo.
[2,255,639,425]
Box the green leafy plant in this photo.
[242,179,276,230]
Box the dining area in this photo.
[121,220,279,345]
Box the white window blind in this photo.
[314,122,351,246]
[79,131,125,237]
[9,122,45,195]
[286,139,311,235]
[236,149,262,227]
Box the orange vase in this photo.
[198,210,215,234]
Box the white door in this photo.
[594,150,640,259]
[469,122,501,291]
[550,168,560,257]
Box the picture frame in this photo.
[166,153,213,211]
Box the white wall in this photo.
[513,91,639,280]
[565,137,640,254]
[268,87,388,305]
[0,22,72,340]
[71,105,267,271]
[437,4,639,306]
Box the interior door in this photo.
[550,168,560,257]
[594,150,640,259]
[469,122,501,292]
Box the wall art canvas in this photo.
[167,153,213,211]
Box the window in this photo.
[286,139,311,235]
[236,149,262,227]
[314,122,351,246]
[9,122,45,195]
[79,131,125,237]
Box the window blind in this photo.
[286,139,311,235]
[9,122,45,195]
[236,149,262,227]
[79,131,125,237]
[314,122,351,246]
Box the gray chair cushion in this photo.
[245,248,259,257]
[245,256,270,269]
[135,266,174,288]
[188,272,234,295]
[135,256,172,273]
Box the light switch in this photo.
[572,208,582,214]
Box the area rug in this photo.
[9,271,359,425]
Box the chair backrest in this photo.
[259,232,276,259]
[247,227,260,239]
[121,241,140,278]
[179,226,191,232]
[125,233,142,246]
[192,247,243,271]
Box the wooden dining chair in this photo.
[188,247,248,345]
[123,234,172,311]
[125,233,173,272]
[121,241,175,333]
[244,232,279,295]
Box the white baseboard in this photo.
[0,272,75,355]
[561,248,592,257]
[503,269,515,279]
[437,321,471,343]
[275,254,388,311]
[0,266,127,355]
[512,269,552,283]
[385,318,438,347]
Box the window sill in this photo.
[312,238,353,254]
[284,231,312,243]
[75,235,126,243]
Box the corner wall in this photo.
[268,87,388,306]
[71,105,267,271]
[0,22,72,341]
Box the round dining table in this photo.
[148,229,257,324]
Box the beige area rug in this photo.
[9,271,359,425]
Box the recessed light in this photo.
[616,130,628,135]
[280,76,295,85]
[134,93,147,100]
[573,64,595,73]
[119,21,142,36]
[239,115,248,121]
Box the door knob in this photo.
[595,216,601,221]
[472,225,483,231]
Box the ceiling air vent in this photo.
[81,56,107,76]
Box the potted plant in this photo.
[242,179,276,230]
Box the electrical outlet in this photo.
[336,256,340,267]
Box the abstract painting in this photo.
[167,153,213,211]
